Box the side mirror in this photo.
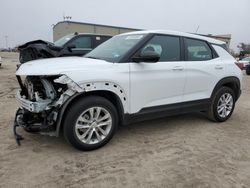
[132,51,160,63]
[67,44,76,52]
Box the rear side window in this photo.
[70,36,92,49]
[185,38,212,61]
[141,35,181,61]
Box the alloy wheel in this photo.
[217,93,233,118]
[75,107,112,144]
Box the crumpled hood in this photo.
[18,40,54,50]
[16,57,113,76]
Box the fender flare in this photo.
[55,81,128,136]
[210,76,241,100]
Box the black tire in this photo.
[246,65,250,75]
[63,96,118,151]
[207,87,235,122]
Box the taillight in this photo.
[235,62,244,70]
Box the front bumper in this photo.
[16,89,52,113]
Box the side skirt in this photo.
[123,99,210,125]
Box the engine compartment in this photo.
[15,76,68,134]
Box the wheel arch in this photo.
[55,89,126,137]
[211,76,241,101]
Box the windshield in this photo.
[85,34,146,62]
[54,34,75,47]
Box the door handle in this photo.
[172,66,184,71]
[215,65,223,70]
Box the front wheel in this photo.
[207,87,235,122]
[63,96,118,151]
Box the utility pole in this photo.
[4,35,8,49]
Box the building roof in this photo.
[213,34,231,40]
[53,21,227,45]
[53,21,141,31]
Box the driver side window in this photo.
[142,44,162,56]
[140,35,181,62]
[70,36,92,49]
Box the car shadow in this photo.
[8,112,214,153]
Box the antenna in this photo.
[195,25,200,33]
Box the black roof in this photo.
[71,32,113,37]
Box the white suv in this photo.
[14,30,242,150]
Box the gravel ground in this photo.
[0,52,250,188]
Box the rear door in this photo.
[129,35,186,113]
[183,38,225,102]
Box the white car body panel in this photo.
[16,57,131,113]
[129,61,186,113]
[16,30,242,116]
[212,45,242,82]
[183,45,241,102]
[16,57,116,76]
[183,58,226,102]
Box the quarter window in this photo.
[141,35,181,61]
[185,38,212,61]
[70,36,92,49]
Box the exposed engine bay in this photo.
[14,75,81,144]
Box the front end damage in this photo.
[14,75,82,145]
[18,40,62,63]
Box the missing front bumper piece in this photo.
[16,89,52,113]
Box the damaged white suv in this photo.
[14,30,242,150]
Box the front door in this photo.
[129,35,186,113]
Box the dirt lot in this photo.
[0,52,250,188]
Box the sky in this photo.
[0,0,249,51]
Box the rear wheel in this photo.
[63,96,118,151]
[207,87,235,122]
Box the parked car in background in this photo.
[246,64,250,75]
[235,62,244,70]
[14,30,242,150]
[238,57,250,69]
[18,33,112,63]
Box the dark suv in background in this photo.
[18,33,112,63]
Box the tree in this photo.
[237,43,250,55]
